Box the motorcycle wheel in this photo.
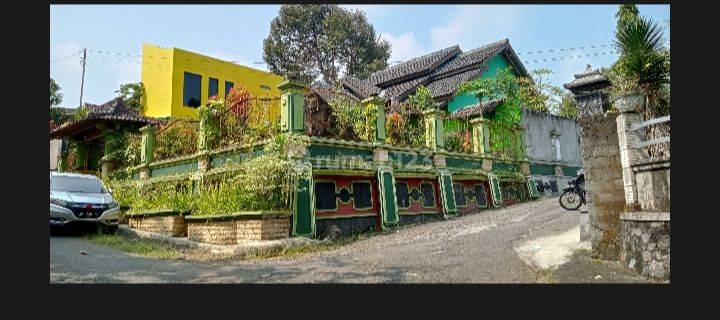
[559,190,583,211]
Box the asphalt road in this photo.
[51,197,582,283]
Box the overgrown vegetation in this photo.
[455,67,525,158]
[105,133,309,216]
[608,4,670,158]
[116,82,145,113]
[386,86,428,147]
[197,86,280,150]
[153,120,199,161]
[326,96,368,141]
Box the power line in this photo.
[50,50,83,64]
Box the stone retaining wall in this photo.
[236,217,291,242]
[187,214,292,245]
[187,220,237,245]
[128,214,186,237]
[619,212,670,280]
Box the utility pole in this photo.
[79,48,87,108]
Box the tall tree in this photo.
[263,5,391,85]
[50,78,63,107]
[116,82,145,113]
[616,4,640,28]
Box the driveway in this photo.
[51,197,586,283]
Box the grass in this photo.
[536,268,559,284]
[84,232,185,260]
[246,230,380,260]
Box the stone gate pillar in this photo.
[564,65,624,259]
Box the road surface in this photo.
[51,198,583,283]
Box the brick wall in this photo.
[187,216,291,245]
[236,217,290,242]
[128,214,186,237]
[187,220,237,245]
[578,114,625,260]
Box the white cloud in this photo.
[380,32,427,63]
[429,5,523,50]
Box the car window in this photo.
[50,176,106,193]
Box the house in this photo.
[323,38,528,110]
[140,43,285,122]
[307,38,582,197]
[50,97,157,175]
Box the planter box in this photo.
[127,210,186,237]
[186,211,291,245]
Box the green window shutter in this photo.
[438,171,457,215]
[489,175,503,207]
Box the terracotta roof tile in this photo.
[447,99,504,119]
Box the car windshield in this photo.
[51,176,106,193]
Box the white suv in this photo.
[50,172,120,233]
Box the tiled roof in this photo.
[341,75,381,99]
[426,68,484,100]
[563,64,610,90]
[50,97,156,139]
[367,45,461,86]
[311,39,526,110]
[433,39,508,76]
[447,99,504,119]
[308,86,359,103]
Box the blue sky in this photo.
[50,4,670,108]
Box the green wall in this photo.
[447,54,511,114]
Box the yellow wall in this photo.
[140,43,284,122]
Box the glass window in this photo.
[51,175,106,194]
[208,78,219,99]
[183,72,202,108]
[225,81,234,98]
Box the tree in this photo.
[263,5,391,85]
[50,78,63,107]
[611,11,670,157]
[116,82,145,113]
[616,4,640,28]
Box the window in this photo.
[51,175,106,194]
[208,78,219,99]
[225,81,234,98]
[183,72,202,108]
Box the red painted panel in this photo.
[394,177,442,215]
[313,175,380,221]
[454,179,491,215]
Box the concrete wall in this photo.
[521,109,582,166]
[50,139,61,171]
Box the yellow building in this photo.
[140,43,284,122]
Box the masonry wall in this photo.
[187,220,237,245]
[619,214,670,280]
[578,114,625,260]
[236,217,290,242]
[128,215,186,237]
[522,109,582,166]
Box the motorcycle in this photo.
[559,174,586,211]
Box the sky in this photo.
[50,4,670,108]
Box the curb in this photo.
[118,225,323,257]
